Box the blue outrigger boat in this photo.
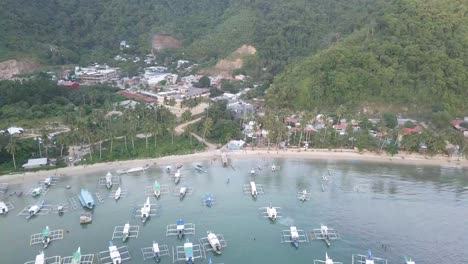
[78,189,95,209]
[184,238,194,264]
[176,219,185,239]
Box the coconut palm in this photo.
[5,136,18,169]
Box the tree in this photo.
[432,111,451,129]
[382,112,397,129]
[181,110,192,122]
[5,136,17,169]
[404,121,415,128]
[203,118,214,140]
[195,76,211,88]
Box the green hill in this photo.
[267,0,468,114]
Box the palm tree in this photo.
[40,128,51,158]
[5,136,18,169]
[203,118,214,140]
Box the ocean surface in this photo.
[0,158,467,264]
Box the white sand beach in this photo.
[1,148,466,184]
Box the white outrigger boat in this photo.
[250,181,258,198]
[405,256,415,264]
[108,241,122,264]
[321,224,331,246]
[271,165,278,172]
[43,176,52,187]
[71,247,81,264]
[207,232,222,254]
[141,197,151,223]
[179,187,188,199]
[174,170,181,184]
[153,181,161,198]
[27,200,45,219]
[152,241,162,262]
[366,249,374,264]
[114,187,122,200]
[122,222,130,242]
[266,205,278,221]
[31,187,42,197]
[250,169,256,176]
[105,172,113,189]
[42,226,51,248]
[184,238,194,264]
[0,201,8,214]
[290,226,300,248]
[35,251,45,264]
[298,190,309,201]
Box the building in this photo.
[117,91,157,104]
[227,101,255,119]
[22,158,48,169]
[7,127,24,135]
[75,65,119,84]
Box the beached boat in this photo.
[266,206,278,221]
[27,200,45,219]
[290,226,300,248]
[115,187,121,200]
[44,177,52,187]
[366,249,374,264]
[42,226,51,248]
[0,201,8,214]
[141,197,151,223]
[80,212,92,224]
[108,241,122,264]
[78,189,95,209]
[177,219,185,239]
[184,238,194,264]
[71,247,81,264]
[105,172,113,189]
[35,251,45,264]
[153,181,161,198]
[207,232,222,254]
[405,256,415,264]
[152,241,161,262]
[32,187,42,197]
[122,222,130,242]
[250,181,258,198]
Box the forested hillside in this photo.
[267,0,468,114]
[0,0,378,73]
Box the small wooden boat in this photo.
[0,201,8,214]
[290,226,299,248]
[153,181,161,198]
[207,232,222,254]
[105,172,113,189]
[141,197,151,223]
[152,241,161,262]
[115,187,122,200]
[80,212,92,224]
[122,222,130,242]
[27,200,45,219]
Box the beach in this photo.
[2,148,466,184]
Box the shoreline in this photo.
[1,148,466,184]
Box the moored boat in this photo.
[207,232,222,254]
[366,249,374,264]
[184,238,194,264]
[176,219,185,239]
[78,189,95,209]
[44,177,52,187]
[114,187,121,200]
[299,189,308,201]
[321,224,331,246]
[141,197,151,223]
[195,164,206,173]
[71,247,81,264]
[80,212,92,224]
[42,226,51,248]
[122,222,130,242]
[325,252,334,264]
[405,256,415,264]
[0,201,8,214]
[109,241,122,264]
[250,181,258,198]
[27,200,45,219]
[32,187,42,197]
[152,241,161,262]
[153,181,161,198]
[179,187,187,199]
[266,206,277,221]
[290,226,299,248]
[35,251,45,264]
[105,172,113,189]
[174,170,181,184]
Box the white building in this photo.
[75,65,119,84]
[22,158,48,169]
[7,127,24,135]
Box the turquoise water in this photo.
[1,158,467,264]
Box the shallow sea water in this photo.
[0,158,467,264]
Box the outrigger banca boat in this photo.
[35,251,45,264]
[266,206,278,221]
[298,190,309,201]
[31,187,42,197]
[27,200,45,219]
[108,241,122,264]
[405,256,415,264]
[43,177,52,187]
[174,170,181,184]
[122,222,130,242]
[105,172,113,189]
[141,197,151,223]
[207,232,222,254]
[290,226,300,248]
[366,249,374,264]
[42,226,51,248]
[250,181,258,198]
[114,187,122,200]
[0,201,8,214]
[321,224,331,246]
[250,169,256,176]
[176,219,185,239]
[71,247,81,264]
[179,187,188,199]
[153,181,161,198]
[184,238,194,264]
[202,193,215,207]
[195,164,206,173]
[152,241,161,262]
